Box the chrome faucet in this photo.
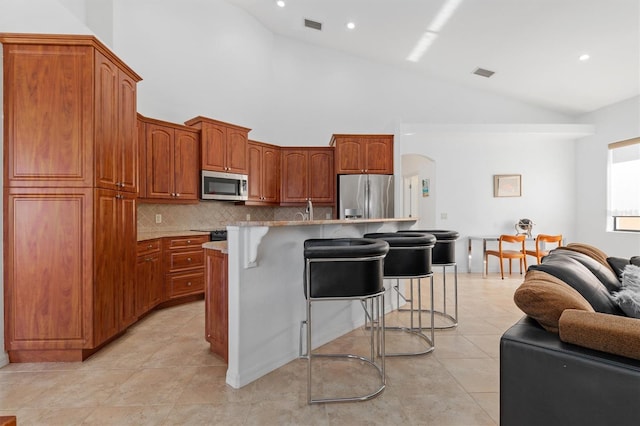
[305,199,314,221]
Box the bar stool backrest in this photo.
[364,232,436,278]
[303,238,389,298]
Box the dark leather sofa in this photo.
[500,244,640,426]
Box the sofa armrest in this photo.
[559,309,640,361]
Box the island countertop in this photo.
[224,217,417,227]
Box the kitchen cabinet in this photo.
[1,33,142,362]
[135,239,163,317]
[281,147,334,205]
[163,235,210,301]
[138,115,199,202]
[330,134,394,175]
[94,52,138,193]
[184,116,250,174]
[205,248,228,362]
[247,140,280,205]
[95,188,137,337]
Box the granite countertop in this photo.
[203,241,228,253]
[137,230,211,242]
[225,217,417,227]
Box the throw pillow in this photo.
[612,264,640,318]
[550,248,622,292]
[514,269,594,333]
[631,256,640,267]
[607,256,630,281]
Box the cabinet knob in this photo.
[187,257,192,262]
[187,240,192,244]
[187,282,192,286]
[176,193,180,197]
[145,257,153,262]
[148,244,153,249]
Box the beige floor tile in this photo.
[0,273,525,425]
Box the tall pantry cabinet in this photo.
[1,34,142,362]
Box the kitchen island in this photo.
[204,218,416,388]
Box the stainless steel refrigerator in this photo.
[338,174,394,219]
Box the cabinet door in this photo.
[308,149,335,204]
[334,138,364,174]
[136,251,162,316]
[205,249,228,362]
[120,192,137,329]
[3,44,94,187]
[280,150,308,203]
[94,52,120,191]
[173,129,200,200]
[226,127,248,174]
[118,70,138,193]
[94,189,122,345]
[5,188,93,354]
[262,145,280,203]
[364,136,394,174]
[201,124,226,172]
[247,143,263,201]
[145,124,174,199]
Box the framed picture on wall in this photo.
[494,174,521,197]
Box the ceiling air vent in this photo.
[304,19,322,31]
[473,67,495,78]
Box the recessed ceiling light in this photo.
[276,0,285,7]
[346,22,356,30]
[579,53,590,61]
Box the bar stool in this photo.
[363,232,436,356]
[400,229,459,329]
[301,237,389,404]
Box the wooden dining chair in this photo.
[525,234,563,264]
[485,234,527,279]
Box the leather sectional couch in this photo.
[500,243,640,426]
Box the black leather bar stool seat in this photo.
[301,237,389,404]
[363,232,436,356]
[400,229,460,329]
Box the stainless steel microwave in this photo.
[201,170,248,201]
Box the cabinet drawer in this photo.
[167,271,204,298]
[137,239,161,256]
[165,250,204,272]
[163,235,209,250]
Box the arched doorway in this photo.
[401,154,436,227]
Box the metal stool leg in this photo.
[421,263,458,329]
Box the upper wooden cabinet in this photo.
[94,52,139,192]
[281,147,334,205]
[1,33,142,189]
[247,140,280,205]
[184,116,250,174]
[330,134,394,175]
[138,115,200,203]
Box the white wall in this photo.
[575,96,640,257]
[399,127,580,271]
[109,0,573,147]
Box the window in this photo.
[608,138,640,232]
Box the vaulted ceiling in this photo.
[225,0,640,116]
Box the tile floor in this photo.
[0,272,525,425]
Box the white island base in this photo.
[223,218,416,389]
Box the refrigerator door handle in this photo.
[365,178,370,218]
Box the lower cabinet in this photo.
[205,248,228,362]
[162,235,209,300]
[135,239,163,316]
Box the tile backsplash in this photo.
[137,202,333,232]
